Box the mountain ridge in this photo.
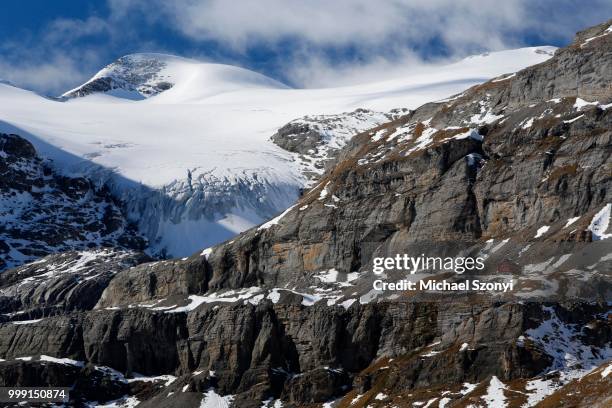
[61,53,290,100]
[0,46,556,260]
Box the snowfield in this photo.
[0,48,555,257]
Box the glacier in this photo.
[0,47,556,258]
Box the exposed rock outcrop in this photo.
[0,300,608,406]
[61,54,173,99]
[271,109,395,183]
[199,19,612,303]
[0,134,147,270]
[0,249,150,319]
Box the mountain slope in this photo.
[193,20,611,304]
[0,47,555,260]
[0,133,146,269]
[61,53,289,100]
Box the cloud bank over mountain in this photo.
[1,0,611,94]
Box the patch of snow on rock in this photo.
[574,98,599,110]
[258,206,296,231]
[200,389,234,408]
[534,226,550,238]
[482,376,507,407]
[588,203,611,240]
[564,216,580,228]
[315,268,339,283]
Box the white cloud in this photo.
[103,0,612,87]
[0,16,113,95]
[107,0,610,52]
[0,13,169,96]
[0,56,88,94]
[1,0,610,92]
[109,0,519,51]
[284,49,441,88]
[45,17,111,43]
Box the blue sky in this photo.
[1,0,611,95]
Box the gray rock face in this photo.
[270,109,395,183]
[81,309,187,375]
[199,19,612,302]
[0,250,150,319]
[95,256,209,308]
[272,122,324,155]
[0,300,607,406]
[0,133,147,270]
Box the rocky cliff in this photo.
[0,20,610,407]
[198,19,612,304]
[0,134,146,270]
[270,109,404,184]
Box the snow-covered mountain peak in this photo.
[61,53,288,100]
[61,53,175,99]
[1,45,557,259]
